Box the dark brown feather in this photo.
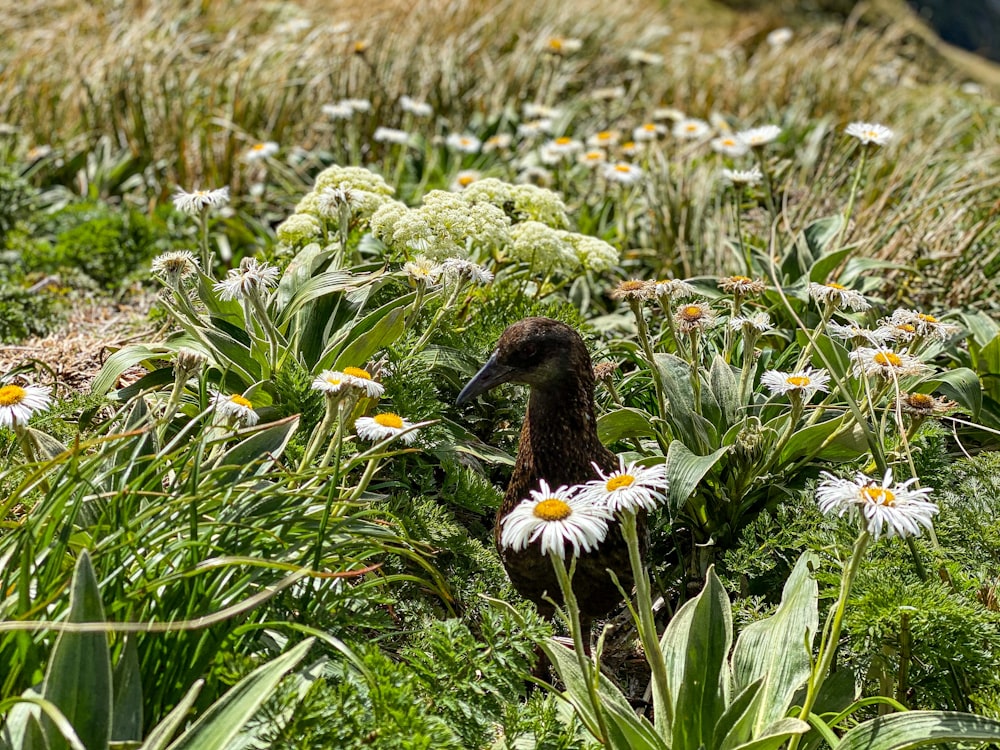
[458,317,640,625]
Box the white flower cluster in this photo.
[461,178,570,228]
[507,221,577,274]
[275,213,322,246]
[370,191,511,260]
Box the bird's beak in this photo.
[456,352,515,406]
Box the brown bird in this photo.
[457,317,636,643]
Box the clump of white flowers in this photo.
[508,221,578,274]
[275,213,323,246]
[461,178,570,228]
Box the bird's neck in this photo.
[502,377,613,515]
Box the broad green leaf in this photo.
[211,416,300,481]
[42,550,112,750]
[709,355,740,428]
[331,307,408,371]
[732,552,819,735]
[91,345,165,396]
[729,718,810,750]
[112,367,176,402]
[139,681,203,750]
[540,640,666,750]
[22,428,67,461]
[274,242,335,314]
[597,408,656,444]
[713,679,766,750]
[801,215,845,262]
[165,639,314,750]
[808,246,853,284]
[671,567,732,750]
[111,636,143,743]
[927,367,982,419]
[655,353,715,452]
[276,269,360,327]
[834,710,1000,750]
[659,594,696,737]
[956,311,999,349]
[779,415,866,463]
[665,441,731,514]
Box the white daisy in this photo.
[500,480,612,559]
[766,27,794,47]
[632,123,665,142]
[355,412,419,444]
[674,302,718,333]
[449,170,481,191]
[894,392,957,417]
[321,102,355,120]
[611,279,656,302]
[710,135,749,157]
[721,166,763,186]
[0,383,52,429]
[672,118,711,140]
[761,367,831,401]
[403,256,443,284]
[718,275,766,295]
[445,133,482,154]
[151,251,200,284]
[439,258,494,285]
[343,98,372,113]
[826,322,890,345]
[627,49,664,66]
[602,162,644,185]
[845,122,894,146]
[482,134,513,152]
[172,187,230,216]
[730,311,773,333]
[590,86,627,102]
[523,103,564,120]
[577,458,668,514]
[545,36,583,55]
[586,130,621,149]
[212,392,259,427]
[849,348,930,379]
[517,119,553,138]
[577,149,608,167]
[339,367,385,398]
[542,136,584,159]
[736,125,782,148]
[373,127,412,145]
[816,469,937,540]
[655,278,697,301]
[399,96,433,117]
[213,257,280,301]
[807,282,871,311]
[887,309,960,341]
[311,369,381,397]
[243,141,279,162]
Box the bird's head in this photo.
[456,317,592,405]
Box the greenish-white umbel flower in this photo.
[275,213,322,246]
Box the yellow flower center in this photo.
[325,376,342,386]
[584,151,602,160]
[343,367,373,380]
[722,137,737,146]
[556,137,573,145]
[730,275,751,283]
[826,282,846,290]
[861,486,895,506]
[606,474,635,491]
[534,498,572,521]
[458,175,475,186]
[196,190,208,196]
[622,141,636,150]
[897,324,916,333]
[874,352,903,367]
[548,38,563,51]
[642,123,657,132]
[685,124,698,132]
[917,313,937,323]
[620,280,646,291]
[374,413,404,429]
[229,394,253,408]
[251,143,266,152]
[0,385,27,406]
[786,376,811,387]
[615,164,632,173]
[597,131,613,141]
[681,305,704,319]
[907,393,934,408]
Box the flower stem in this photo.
[548,551,612,747]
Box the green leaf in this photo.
[91,346,165,396]
[732,552,819,735]
[713,679,766,750]
[139,681,203,750]
[779,415,866,463]
[540,639,666,750]
[22,428,67,461]
[273,243,336,314]
[808,246,853,284]
[211,416,300,482]
[655,353,716,452]
[927,367,981,419]
[597,408,656,444]
[709,356,740,428]
[729,718,810,750]
[665,440,731,514]
[801,215,845,261]
[165,639,314,750]
[671,567,732,750]
[834,710,1000,750]
[276,269,360,327]
[41,550,112,750]
[111,637,143,743]
[331,307,408,371]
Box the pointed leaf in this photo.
[665,441,730,514]
[713,679,766,750]
[732,552,819,735]
[928,367,981,420]
[729,718,810,750]
[41,551,112,750]
[165,639,314,750]
[597,408,656,444]
[834,710,1000,750]
[111,637,143,742]
[331,308,407,371]
[139,681,203,750]
[709,355,740,428]
[671,567,732,750]
[91,346,165,396]
[210,416,300,482]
